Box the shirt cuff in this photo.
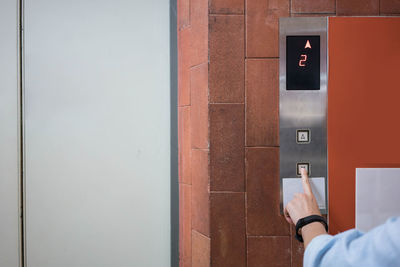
[304,234,334,267]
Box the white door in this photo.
[24,0,171,266]
[0,0,20,266]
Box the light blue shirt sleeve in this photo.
[304,217,400,267]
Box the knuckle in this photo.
[296,193,305,199]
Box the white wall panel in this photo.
[356,168,400,232]
[24,1,170,266]
[0,0,20,266]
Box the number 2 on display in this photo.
[299,54,307,67]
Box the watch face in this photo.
[286,36,320,90]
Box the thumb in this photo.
[301,168,313,196]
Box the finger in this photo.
[293,193,302,198]
[283,206,293,225]
[301,168,313,196]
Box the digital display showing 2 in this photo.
[286,36,320,90]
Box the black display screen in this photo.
[286,36,320,90]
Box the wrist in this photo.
[301,221,326,235]
[301,221,327,248]
[295,215,328,243]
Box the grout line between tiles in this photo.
[246,57,279,60]
[247,235,291,238]
[208,102,244,105]
[334,0,337,14]
[245,145,280,148]
[379,0,380,15]
[290,231,293,267]
[179,181,192,186]
[192,229,211,240]
[243,2,248,265]
[210,191,246,194]
[209,13,245,16]
[191,148,209,151]
[291,12,336,15]
[190,61,208,70]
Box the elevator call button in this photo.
[297,129,310,143]
[297,163,310,176]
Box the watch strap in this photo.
[295,215,328,243]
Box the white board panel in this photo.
[356,168,400,232]
[282,177,326,210]
[0,0,21,266]
[24,1,170,266]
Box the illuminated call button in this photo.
[297,163,310,176]
[296,129,310,143]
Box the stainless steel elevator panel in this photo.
[279,18,328,214]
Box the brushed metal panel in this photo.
[279,17,328,214]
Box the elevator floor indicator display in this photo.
[286,36,320,90]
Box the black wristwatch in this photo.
[295,215,328,243]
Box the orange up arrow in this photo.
[305,40,311,49]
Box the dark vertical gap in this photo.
[378,0,380,15]
[243,1,248,266]
[18,0,25,266]
[170,0,179,266]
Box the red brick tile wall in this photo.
[178,0,397,266]
[178,0,209,266]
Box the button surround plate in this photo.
[296,129,311,144]
[297,162,310,176]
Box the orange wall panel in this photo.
[328,17,400,234]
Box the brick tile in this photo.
[191,149,210,236]
[289,212,325,265]
[190,0,208,66]
[209,15,245,103]
[178,29,191,106]
[178,0,190,29]
[179,184,192,267]
[246,59,279,147]
[179,106,192,184]
[246,148,290,235]
[210,193,246,267]
[191,64,209,149]
[210,104,245,192]
[291,0,335,13]
[380,0,400,14]
[210,0,244,14]
[247,236,291,267]
[246,0,289,58]
[336,0,379,15]
[291,231,305,267]
[192,230,210,267]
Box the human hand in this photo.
[284,168,321,225]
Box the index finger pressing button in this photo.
[297,162,310,176]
